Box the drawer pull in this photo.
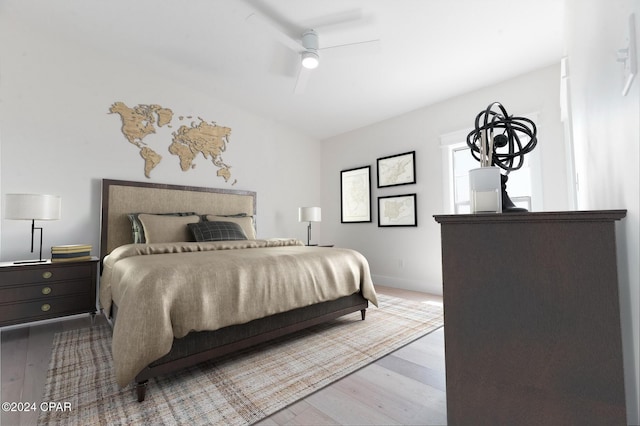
[41,287,52,295]
[41,304,51,312]
[42,271,53,279]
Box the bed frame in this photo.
[100,179,368,402]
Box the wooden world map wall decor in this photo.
[109,102,236,185]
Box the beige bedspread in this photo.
[100,239,378,387]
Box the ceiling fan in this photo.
[246,9,380,94]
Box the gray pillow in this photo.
[188,221,248,242]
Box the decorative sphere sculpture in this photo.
[466,102,537,212]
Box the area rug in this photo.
[38,294,443,425]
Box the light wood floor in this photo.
[1,286,446,426]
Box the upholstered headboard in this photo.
[100,179,257,261]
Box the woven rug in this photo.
[38,294,443,425]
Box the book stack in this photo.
[51,244,93,262]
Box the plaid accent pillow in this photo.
[205,214,256,240]
[188,221,248,242]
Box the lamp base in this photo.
[13,259,47,264]
[14,221,48,264]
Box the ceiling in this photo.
[4,0,565,140]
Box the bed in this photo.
[99,179,378,402]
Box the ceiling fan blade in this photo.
[321,38,381,57]
[246,12,303,53]
[303,9,365,32]
[293,65,313,95]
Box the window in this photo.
[440,118,541,214]
[451,144,476,213]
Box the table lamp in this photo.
[4,194,62,263]
[298,206,321,246]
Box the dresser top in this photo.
[434,209,627,225]
[0,256,99,269]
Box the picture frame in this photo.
[376,151,416,188]
[340,166,372,223]
[378,193,417,227]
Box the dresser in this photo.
[0,257,99,327]
[434,210,627,426]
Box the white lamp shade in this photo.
[4,194,62,220]
[299,207,321,222]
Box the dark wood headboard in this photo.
[100,179,257,261]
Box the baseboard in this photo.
[372,274,442,296]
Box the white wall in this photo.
[0,17,322,262]
[565,0,640,422]
[322,64,569,295]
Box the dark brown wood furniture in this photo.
[434,210,627,426]
[0,257,98,327]
[101,179,369,402]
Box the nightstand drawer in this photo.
[0,279,91,303]
[0,262,94,285]
[0,293,94,327]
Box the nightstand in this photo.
[0,257,99,327]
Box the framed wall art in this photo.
[378,193,417,227]
[340,166,372,223]
[376,151,416,188]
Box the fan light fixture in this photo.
[301,29,320,69]
[301,51,319,69]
